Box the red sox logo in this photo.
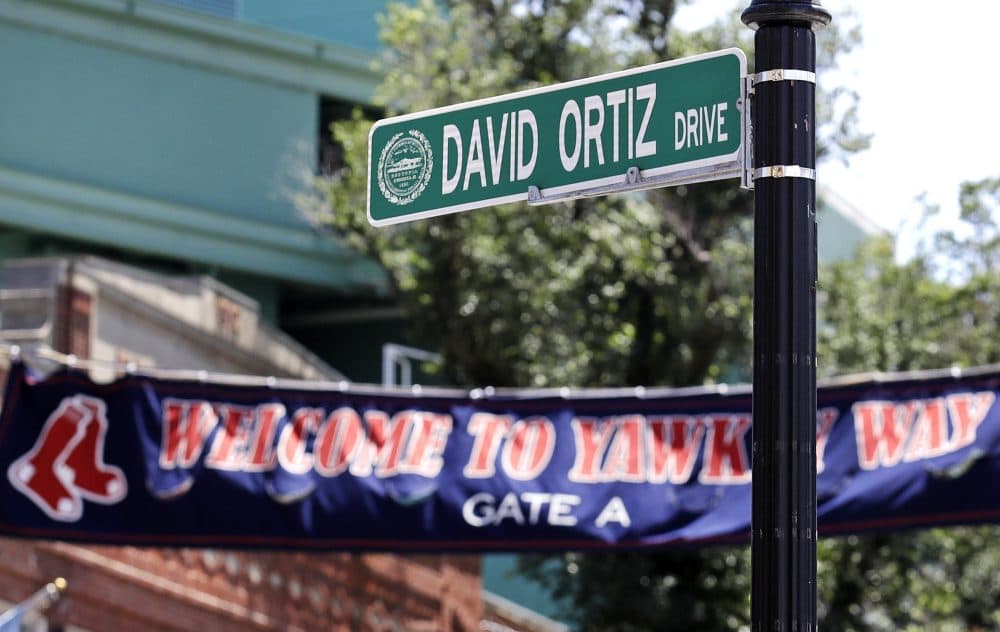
[7,395,127,522]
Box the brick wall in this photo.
[0,540,483,631]
[0,262,486,631]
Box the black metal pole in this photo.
[742,2,830,631]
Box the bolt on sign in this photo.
[367,48,746,226]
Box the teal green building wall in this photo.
[0,0,389,323]
[240,0,394,53]
[0,21,314,228]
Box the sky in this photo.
[674,0,1000,247]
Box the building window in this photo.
[318,96,381,176]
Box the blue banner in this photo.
[0,362,997,550]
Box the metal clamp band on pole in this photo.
[753,165,816,180]
[752,69,816,85]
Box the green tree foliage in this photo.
[819,180,999,375]
[321,0,864,389]
[813,180,1000,632]
[513,183,1000,632]
[325,0,758,388]
[311,1,1000,630]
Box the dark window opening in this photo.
[318,96,382,176]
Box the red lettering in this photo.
[160,399,218,469]
[698,415,751,484]
[349,410,411,477]
[904,399,951,462]
[402,412,453,477]
[815,407,839,473]
[205,406,253,470]
[372,411,414,477]
[314,407,363,477]
[947,392,996,449]
[647,416,704,484]
[277,407,317,475]
[853,401,918,470]
[601,416,645,482]
[501,417,555,480]
[245,404,282,471]
[463,413,513,478]
[568,417,615,483]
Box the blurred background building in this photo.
[0,0,879,629]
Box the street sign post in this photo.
[367,48,746,226]
[368,25,827,628]
[742,2,829,630]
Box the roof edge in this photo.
[818,184,886,237]
[0,164,389,292]
[0,0,382,101]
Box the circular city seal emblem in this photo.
[377,130,433,206]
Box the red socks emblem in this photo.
[7,396,127,522]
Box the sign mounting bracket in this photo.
[741,68,819,190]
[741,74,755,190]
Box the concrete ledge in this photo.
[0,165,388,292]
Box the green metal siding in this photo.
[239,0,392,53]
[151,0,237,19]
[0,2,388,292]
[0,21,314,228]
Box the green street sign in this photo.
[367,48,746,226]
